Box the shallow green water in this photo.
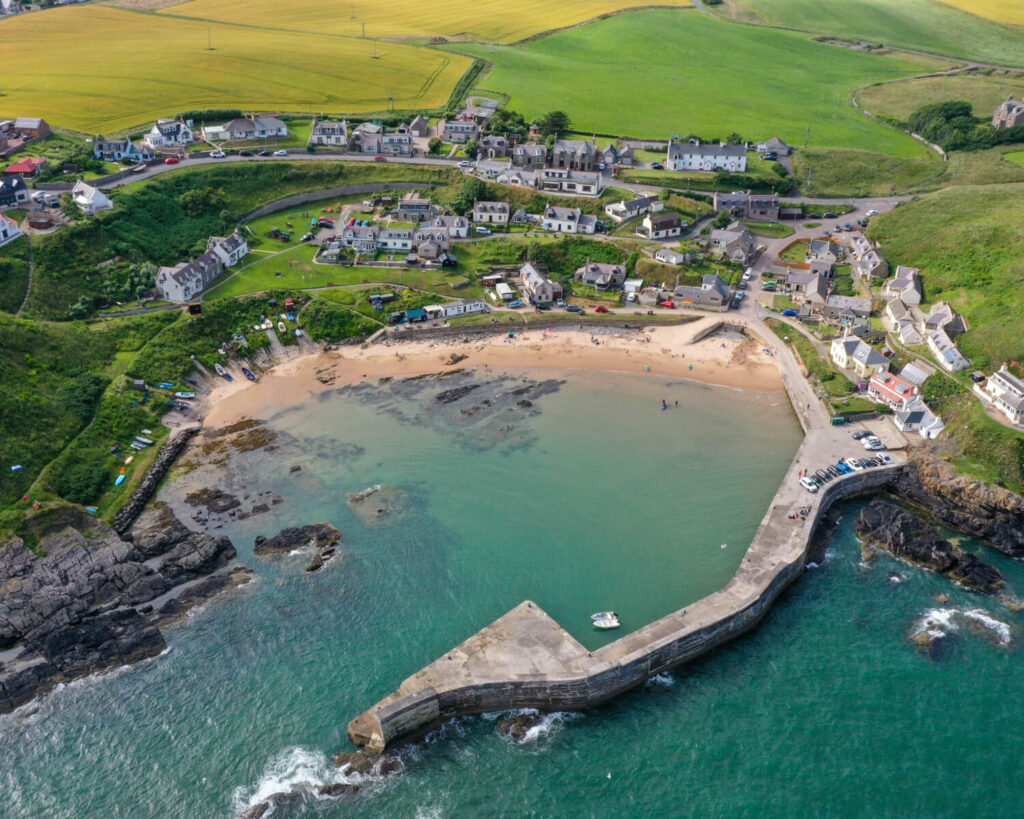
[3,370,1022,818]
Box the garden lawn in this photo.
[744,221,794,238]
[721,0,1024,66]
[455,10,929,154]
[1007,151,1024,167]
[0,6,471,132]
[868,183,1024,368]
[158,0,689,43]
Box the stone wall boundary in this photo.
[112,427,200,535]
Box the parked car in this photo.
[273,149,288,156]
[844,222,853,231]
[594,305,609,313]
[509,300,524,308]
[738,281,747,290]
[657,300,676,309]
[807,212,821,219]
[565,304,581,313]
[815,469,832,483]
[799,476,819,493]
[650,162,664,170]
[555,299,565,307]
[852,430,872,439]
[301,232,314,242]
[239,150,253,157]
[475,226,491,235]
[457,160,471,167]
[879,454,894,464]
[258,150,272,157]
[742,268,753,281]
[851,460,866,472]
[823,211,837,219]
[866,209,879,217]
[209,150,226,158]
[731,297,742,310]
[163,157,180,164]
[782,308,799,317]
[373,155,387,162]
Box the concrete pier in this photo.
[348,433,904,750]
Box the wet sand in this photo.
[200,322,785,428]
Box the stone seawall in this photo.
[112,427,200,535]
[349,465,902,749]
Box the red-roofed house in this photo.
[3,157,45,178]
[867,371,920,412]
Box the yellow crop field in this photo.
[936,0,1024,26]
[158,0,690,44]
[0,6,472,133]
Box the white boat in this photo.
[591,611,618,621]
[278,321,286,333]
[593,615,621,630]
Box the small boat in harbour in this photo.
[134,436,153,445]
[591,612,621,630]
[215,364,233,381]
[277,321,286,333]
[155,382,175,389]
[174,391,196,399]
[241,367,257,382]
[114,474,126,486]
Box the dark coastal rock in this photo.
[317,782,361,797]
[332,750,402,777]
[436,384,480,404]
[252,523,341,556]
[857,501,1005,595]
[890,453,1024,558]
[184,487,241,514]
[305,552,324,573]
[0,504,249,714]
[497,712,545,741]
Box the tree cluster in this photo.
[904,100,1024,152]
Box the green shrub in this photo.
[58,463,107,504]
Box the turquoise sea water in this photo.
[3,369,1023,818]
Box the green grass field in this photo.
[0,5,471,132]
[793,148,944,196]
[455,10,930,154]
[1006,151,1024,167]
[157,0,689,43]
[718,0,1024,67]
[868,183,1024,368]
[856,72,1024,122]
[0,236,30,315]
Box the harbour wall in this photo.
[349,464,902,749]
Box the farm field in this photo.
[934,0,1024,26]
[454,10,931,154]
[716,0,1024,67]
[856,72,1024,121]
[157,0,689,43]
[0,5,471,133]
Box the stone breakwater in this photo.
[113,427,200,536]
[348,466,903,750]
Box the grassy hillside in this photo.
[857,72,1024,122]
[158,0,689,42]
[455,10,929,153]
[719,0,1024,67]
[868,183,1024,368]
[0,6,471,132]
[0,235,30,315]
[23,162,456,319]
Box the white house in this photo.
[471,201,509,225]
[206,232,249,267]
[428,215,469,239]
[308,119,348,148]
[604,194,661,224]
[927,328,970,372]
[882,266,922,305]
[978,366,1024,425]
[378,225,413,251]
[539,168,604,197]
[0,212,22,248]
[541,206,596,235]
[666,141,747,172]
[894,403,946,439]
[71,181,114,215]
[92,137,154,163]
[830,335,887,378]
[220,116,288,141]
[143,119,193,150]
[155,250,223,302]
[425,299,487,319]
[518,262,562,305]
[637,211,682,239]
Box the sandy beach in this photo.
[200,318,786,428]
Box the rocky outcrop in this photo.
[112,427,199,535]
[497,711,545,741]
[890,453,1024,558]
[0,503,247,714]
[857,501,1005,595]
[253,523,341,556]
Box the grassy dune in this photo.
[857,72,1024,121]
[158,0,689,43]
[0,6,471,132]
[721,0,1024,66]
[456,10,929,153]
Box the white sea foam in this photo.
[806,562,820,570]
[232,746,359,815]
[415,805,445,819]
[913,608,959,640]
[644,672,675,688]
[962,609,1013,647]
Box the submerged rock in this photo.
[332,750,402,777]
[497,712,545,741]
[347,485,408,525]
[857,501,1005,595]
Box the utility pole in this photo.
[804,124,811,148]
[207,27,212,50]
